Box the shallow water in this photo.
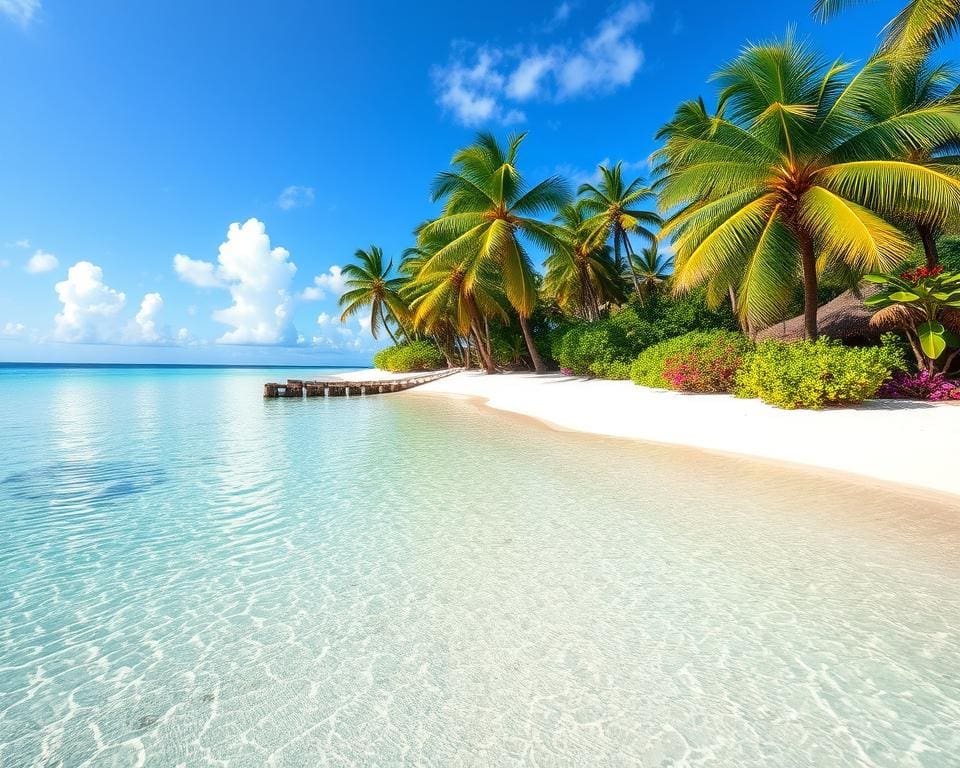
[1,365,958,767]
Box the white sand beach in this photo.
[337,369,960,500]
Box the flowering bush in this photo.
[631,331,752,391]
[559,367,575,376]
[877,371,960,401]
[661,341,748,393]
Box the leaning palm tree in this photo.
[417,132,570,373]
[338,245,409,343]
[628,238,674,305]
[578,162,662,300]
[405,248,509,373]
[543,203,623,320]
[655,36,960,339]
[814,0,960,57]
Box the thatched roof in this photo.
[756,284,881,343]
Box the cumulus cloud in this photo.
[25,249,58,274]
[2,321,25,337]
[300,265,346,301]
[124,292,167,343]
[53,261,127,342]
[434,2,651,124]
[173,253,222,288]
[174,219,301,345]
[277,185,315,210]
[0,0,40,26]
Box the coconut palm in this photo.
[417,132,570,373]
[655,36,960,339]
[543,203,623,320]
[405,242,508,373]
[578,162,662,300]
[338,245,409,343]
[628,239,674,305]
[814,0,960,56]
[865,54,960,267]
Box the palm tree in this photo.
[543,203,623,320]
[417,132,570,373]
[865,54,960,267]
[628,238,674,305]
[655,36,960,339]
[405,244,508,373]
[578,162,662,301]
[338,246,409,343]
[814,0,960,56]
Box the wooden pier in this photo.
[264,369,461,398]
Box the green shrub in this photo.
[632,288,739,338]
[734,339,904,409]
[631,331,750,390]
[373,341,444,372]
[550,307,659,378]
[590,359,633,380]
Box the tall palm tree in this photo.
[543,203,623,320]
[814,0,960,56]
[578,162,662,301]
[338,245,409,343]
[417,132,570,373]
[655,36,960,339]
[628,238,674,305]
[865,54,960,267]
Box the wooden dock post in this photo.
[263,368,462,401]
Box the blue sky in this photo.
[0,0,917,364]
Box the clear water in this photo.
[1,365,959,767]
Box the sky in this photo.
[0,0,922,365]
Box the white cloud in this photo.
[506,53,555,100]
[557,2,649,98]
[2,321,25,337]
[211,218,298,345]
[317,311,332,326]
[0,0,40,26]
[7,238,30,249]
[277,185,315,210]
[25,249,58,274]
[434,2,651,125]
[53,261,126,343]
[124,292,166,343]
[300,265,346,301]
[434,48,526,126]
[174,253,222,288]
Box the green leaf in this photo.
[889,291,920,302]
[863,294,893,307]
[917,321,947,359]
[944,329,960,349]
[862,273,890,284]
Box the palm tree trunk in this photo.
[472,327,495,373]
[379,305,399,345]
[518,313,545,373]
[621,231,644,300]
[917,223,939,269]
[797,229,819,341]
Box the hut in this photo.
[756,284,881,344]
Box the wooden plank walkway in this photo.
[264,368,461,398]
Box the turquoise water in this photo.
[1,366,959,767]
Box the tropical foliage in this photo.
[630,331,752,390]
[329,2,960,407]
[734,338,904,408]
[864,266,960,371]
[372,341,444,372]
[655,35,960,340]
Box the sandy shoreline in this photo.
[336,368,960,501]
